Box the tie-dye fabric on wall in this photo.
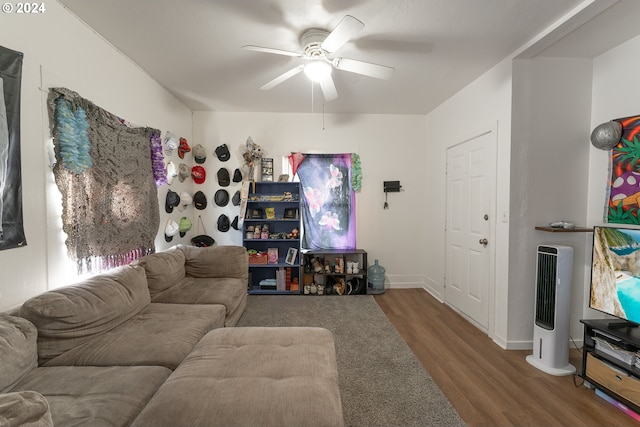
[297,153,356,250]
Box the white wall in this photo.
[193,111,428,285]
[421,15,639,351]
[424,58,513,345]
[0,1,192,310]
[585,34,640,318]
[510,57,593,346]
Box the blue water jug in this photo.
[368,259,385,294]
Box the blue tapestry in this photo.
[297,153,355,250]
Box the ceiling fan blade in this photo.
[260,65,305,90]
[333,57,394,80]
[321,15,364,53]
[242,45,303,57]
[319,75,338,101]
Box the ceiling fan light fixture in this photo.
[304,60,332,82]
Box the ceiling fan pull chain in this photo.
[322,103,325,131]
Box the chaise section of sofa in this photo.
[131,327,345,427]
[18,264,225,369]
[133,245,248,326]
[0,314,172,427]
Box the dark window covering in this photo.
[0,45,26,251]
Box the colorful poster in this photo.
[607,115,640,224]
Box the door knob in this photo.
[479,238,488,247]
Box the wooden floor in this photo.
[374,288,638,427]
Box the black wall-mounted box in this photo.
[383,181,401,192]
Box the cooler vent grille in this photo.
[535,246,558,330]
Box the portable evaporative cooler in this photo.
[525,245,576,376]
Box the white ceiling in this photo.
[56,0,640,115]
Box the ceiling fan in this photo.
[242,15,394,101]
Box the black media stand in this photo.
[607,321,639,330]
[581,319,640,413]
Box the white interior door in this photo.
[445,131,496,330]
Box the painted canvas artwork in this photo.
[607,115,640,224]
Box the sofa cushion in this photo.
[0,391,53,427]
[0,315,38,393]
[180,245,248,280]
[131,327,344,427]
[43,303,225,370]
[18,265,150,365]
[11,365,171,427]
[151,276,247,326]
[132,248,186,297]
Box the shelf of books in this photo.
[242,181,301,294]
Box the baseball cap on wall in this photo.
[214,189,229,207]
[178,191,192,211]
[217,168,230,187]
[232,190,241,206]
[217,214,230,232]
[232,168,242,182]
[191,166,206,184]
[166,161,178,185]
[178,163,190,182]
[164,132,179,156]
[215,144,230,161]
[193,144,206,164]
[164,219,179,242]
[165,190,180,213]
[193,191,207,210]
[179,217,192,237]
[178,137,191,159]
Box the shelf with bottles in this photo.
[301,250,367,295]
[247,264,300,294]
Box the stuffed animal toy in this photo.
[241,136,264,180]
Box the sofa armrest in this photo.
[180,245,248,281]
[0,391,53,427]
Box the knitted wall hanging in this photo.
[48,87,160,273]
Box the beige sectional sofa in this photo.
[133,244,248,327]
[0,245,344,427]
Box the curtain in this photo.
[0,45,26,250]
[297,153,356,250]
[48,88,160,273]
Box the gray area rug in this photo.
[237,295,466,427]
